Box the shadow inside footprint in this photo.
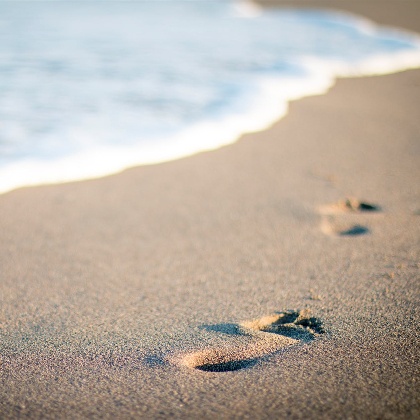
[200,323,247,336]
[357,202,380,212]
[339,225,369,236]
[179,309,324,373]
[195,358,258,372]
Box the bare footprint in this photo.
[175,309,324,372]
[318,198,381,215]
[319,198,381,236]
[320,217,370,236]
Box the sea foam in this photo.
[0,0,420,194]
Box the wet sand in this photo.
[1,1,419,418]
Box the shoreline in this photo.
[2,2,420,195]
[1,1,419,418]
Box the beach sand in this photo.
[1,1,419,418]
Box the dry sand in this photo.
[1,1,419,418]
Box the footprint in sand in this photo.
[175,309,324,372]
[318,198,381,237]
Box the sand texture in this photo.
[1,1,419,418]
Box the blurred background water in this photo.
[1,0,419,193]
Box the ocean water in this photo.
[1,0,420,194]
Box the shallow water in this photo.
[1,0,420,193]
